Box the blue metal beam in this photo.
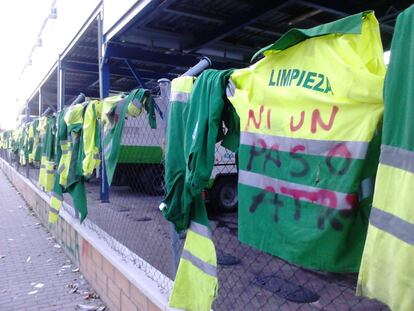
[62,60,178,82]
[124,59,147,88]
[298,0,389,17]
[62,62,98,72]
[107,45,195,69]
[123,59,164,119]
[106,45,244,71]
[87,79,100,90]
[98,11,110,203]
[184,1,294,52]
[99,64,110,203]
[164,8,224,24]
[100,63,110,98]
[57,55,65,112]
[43,87,84,97]
[116,67,178,81]
[65,88,99,98]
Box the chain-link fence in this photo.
[0,88,389,311]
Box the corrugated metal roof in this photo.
[26,0,412,115]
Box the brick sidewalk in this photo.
[0,170,106,311]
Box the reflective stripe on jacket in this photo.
[82,100,101,178]
[357,6,414,311]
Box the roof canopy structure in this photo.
[24,0,412,116]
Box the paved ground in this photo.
[0,170,106,311]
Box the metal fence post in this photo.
[98,12,110,203]
[57,55,65,111]
[157,78,171,138]
[181,56,211,77]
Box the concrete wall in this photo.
[0,159,171,311]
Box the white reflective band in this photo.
[57,164,65,174]
[93,153,100,160]
[61,149,69,155]
[40,165,46,169]
[181,249,217,278]
[49,207,59,215]
[370,207,414,245]
[380,144,414,173]
[190,221,212,239]
[51,192,63,201]
[46,170,55,175]
[359,177,374,200]
[240,132,368,160]
[239,169,355,210]
[131,99,143,110]
[170,91,190,103]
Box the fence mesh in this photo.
[0,94,390,311]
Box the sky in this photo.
[0,0,52,130]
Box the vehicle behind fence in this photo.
[0,83,389,311]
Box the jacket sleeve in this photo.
[185,69,235,196]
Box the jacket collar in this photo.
[251,11,372,62]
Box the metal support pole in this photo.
[124,59,147,88]
[38,87,43,116]
[41,107,52,117]
[100,64,109,97]
[57,55,65,111]
[98,13,109,99]
[125,60,165,119]
[182,56,212,77]
[98,12,110,203]
[125,59,169,119]
[158,78,171,136]
[70,93,86,106]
